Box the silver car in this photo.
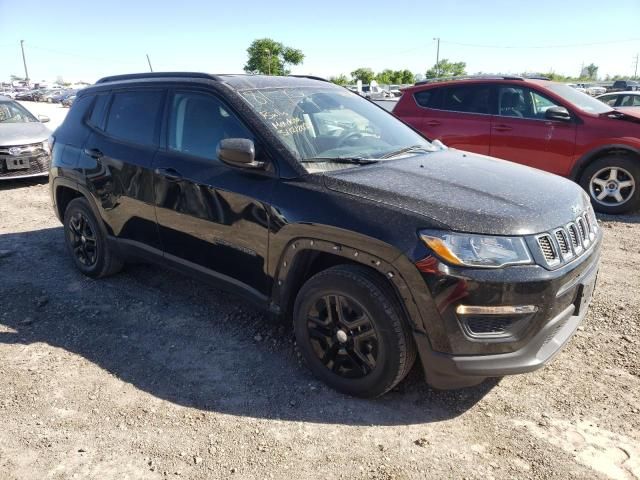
[0,96,51,180]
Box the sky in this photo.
[1,0,639,84]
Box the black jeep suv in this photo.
[50,73,601,398]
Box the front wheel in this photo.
[580,156,640,214]
[293,265,416,398]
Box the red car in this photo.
[393,76,640,213]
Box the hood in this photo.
[611,107,640,121]
[0,122,50,146]
[323,150,590,236]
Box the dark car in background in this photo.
[0,96,51,179]
[608,80,640,92]
[49,73,600,398]
[393,76,640,213]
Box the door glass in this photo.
[440,85,490,114]
[498,87,560,119]
[599,95,618,106]
[168,92,254,159]
[105,90,164,145]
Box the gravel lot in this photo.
[0,103,639,479]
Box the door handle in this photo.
[426,120,441,127]
[83,148,104,159]
[154,167,183,182]
[493,124,512,132]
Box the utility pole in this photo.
[634,53,639,79]
[146,54,153,72]
[433,37,440,76]
[20,40,29,84]
[264,49,272,75]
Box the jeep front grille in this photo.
[534,212,598,268]
[536,234,559,265]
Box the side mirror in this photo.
[38,115,50,123]
[217,138,264,169]
[545,106,571,122]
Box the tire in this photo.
[293,264,416,398]
[579,155,640,214]
[63,197,123,278]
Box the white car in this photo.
[580,84,607,96]
[567,83,587,94]
[596,91,640,109]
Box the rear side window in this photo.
[414,90,435,108]
[105,90,164,146]
[88,93,110,130]
[440,85,491,114]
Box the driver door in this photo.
[489,86,577,175]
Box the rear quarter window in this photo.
[55,95,94,147]
[414,89,436,108]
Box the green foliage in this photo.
[374,69,416,85]
[425,59,467,79]
[329,74,350,86]
[350,68,375,84]
[244,38,304,75]
[584,63,599,80]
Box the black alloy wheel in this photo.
[67,211,98,267]
[306,294,379,379]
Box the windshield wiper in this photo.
[379,144,434,159]
[301,157,379,165]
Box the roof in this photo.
[93,72,333,91]
[406,75,552,92]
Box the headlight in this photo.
[420,230,533,268]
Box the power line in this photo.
[441,38,640,49]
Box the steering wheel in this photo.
[337,131,364,148]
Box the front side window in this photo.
[105,90,164,146]
[168,92,254,159]
[620,95,640,107]
[498,87,560,119]
[440,85,491,114]
[238,86,433,170]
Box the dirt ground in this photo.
[0,177,638,480]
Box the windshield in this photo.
[545,83,613,114]
[239,86,433,171]
[0,101,38,123]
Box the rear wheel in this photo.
[293,265,416,398]
[63,197,123,278]
[580,156,640,214]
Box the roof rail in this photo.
[287,75,329,83]
[95,72,221,84]
[414,75,525,86]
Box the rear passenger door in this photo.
[417,84,493,154]
[82,88,165,253]
[152,89,274,298]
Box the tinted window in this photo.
[440,85,490,114]
[620,95,640,107]
[168,92,254,159]
[105,90,164,146]
[414,90,434,108]
[599,95,618,106]
[498,87,560,119]
[88,93,110,130]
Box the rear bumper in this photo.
[415,259,598,389]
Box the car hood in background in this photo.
[323,150,590,236]
[0,122,50,146]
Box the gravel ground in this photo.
[0,108,639,479]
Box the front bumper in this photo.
[407,233,601,389]
[0,152,50,180]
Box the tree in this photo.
[350,68,375,84]
[425,59,466,79]
[375,69,395,85]
[399,69,415,84]
[584,63,599,80]
[329,74,350,86]
[244,38,304,76]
